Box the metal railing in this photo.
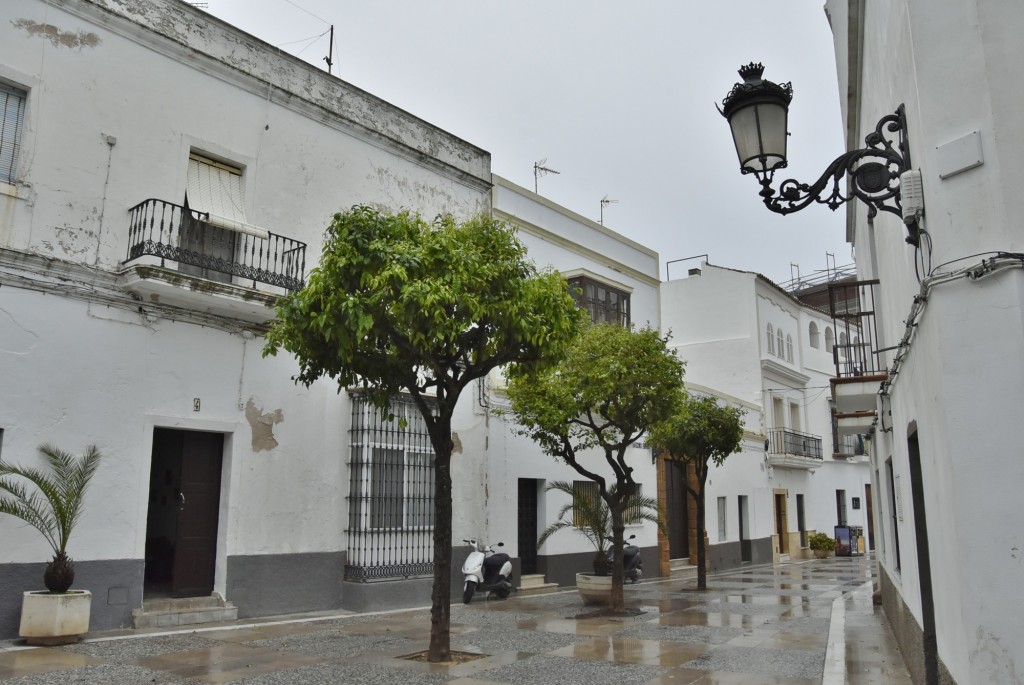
[828,279,883,377]
[767,427,823,460]
[125,199,306,291]
[346,393,436,581]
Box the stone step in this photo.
[670,562,698,579]
[133,595,238,629]
[517,574,559,596]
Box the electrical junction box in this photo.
[900,170,925,224]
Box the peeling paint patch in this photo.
[451,432,462,454]
[12,19,102,49]
[245,398,284,452]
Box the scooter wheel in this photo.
[462,580,477,604]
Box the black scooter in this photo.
[606,534,643,583]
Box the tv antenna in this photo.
[323,25,334,74]
[599,195,618,225]
[533,159,560,194]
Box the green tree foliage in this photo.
[0,444,102,592]
[507,324,685,611]
[650,394,745,590]
[264,206,584,661]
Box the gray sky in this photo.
[206,1,851,285]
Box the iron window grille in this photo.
[572,480,642,526]
[346,393,436,581]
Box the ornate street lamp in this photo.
[719,63,920,244]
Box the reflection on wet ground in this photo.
[0,555,911,684]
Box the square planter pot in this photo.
[576,573,612,606]
[19,590,92,645]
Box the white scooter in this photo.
[461,539,513,604]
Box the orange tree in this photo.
[650,394,744,590]
[506,324,685,612]
[264,206,584,661]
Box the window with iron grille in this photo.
[0,84,27,184]
[346,393,436,581]
[717,496,727,541]
[567,276,630,326]
[572,480,643,525]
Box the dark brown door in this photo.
[774,493,787,554]
[864,484,875,551]
[517,479,539,575]
[171,431,223,597]
[738,496,751,562]
[665,461,690,559]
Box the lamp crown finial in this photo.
[738,62,765,82]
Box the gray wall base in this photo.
[537,545,661,588]
[709,537,774,571]
[226,552,345,619]
[341,577,434,614]
[0,559,143,639]
[879,566,956,685]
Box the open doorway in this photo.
[665,460,691,560]
[774,490,788,555]
[144,428,224,598]
[517,479,540,576]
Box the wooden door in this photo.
[171,431,223,597]
[517,479,539,575]
[774,492,788,554]
[665,461,690,559]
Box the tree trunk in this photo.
[695,464,709,590]
[609,501,625,612]
[427,426,455,662]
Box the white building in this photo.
[659,263,872,570]
[820,2,1024,682]
[488,176,663,588]
[0,0,667,637]
[0,0,491,635]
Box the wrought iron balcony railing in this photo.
[828,279,884,378]
[767,427,823,460]
[125,199,306,292]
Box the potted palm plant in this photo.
[538,480,662,605]
[0,444,102,645]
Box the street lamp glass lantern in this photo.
[719,63,793,177]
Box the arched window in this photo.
[767,324,775,355]
[786,335,793,362]
[777,329,784,358]
[809,322,820,349]
[825,327,835,353]
[839,332,848,358]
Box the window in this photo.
[346,394,436,581]
[836,489,847,526]
[567,276,630,326]
[573,481,643,525]
[839,331,848,359]
[717,496,727,541]
[766,324,775,355]
[0,83,27,184]
[777,328,785,358]
[825,327,835,353]
[572,481,600,527]
[786,335,793,362]
[809,322,820,349]
[181,153,246,283]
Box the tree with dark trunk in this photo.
[264,207,583,661]
[650,395,744,590]
[507,324,685,612]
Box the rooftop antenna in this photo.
[826,252,836,280]
[790,262,801,286]
[599,195,618,225]
[323,25,334,74]
[533,159,560,194]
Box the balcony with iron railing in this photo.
[120,199,307,323]
[828,279,887,438]
[767,427,823,470]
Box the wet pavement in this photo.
[0,555,912,684]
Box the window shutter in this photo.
[187,154,247,225]
[0,85,27,184]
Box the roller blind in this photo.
[0,84,26,184]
